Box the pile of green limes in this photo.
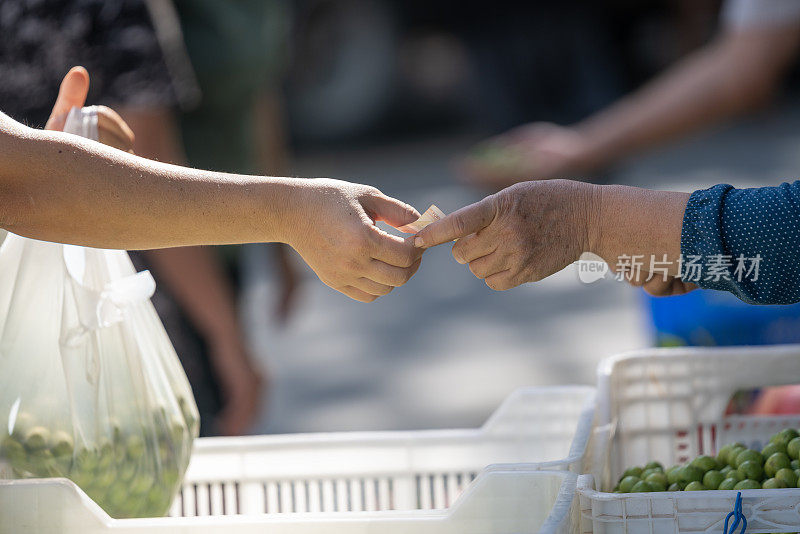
[614,428,800,493]
[0,396,197,518]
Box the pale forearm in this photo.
[0,116,302,249]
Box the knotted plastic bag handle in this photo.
[64,106,99,141]
[63,244,155,329]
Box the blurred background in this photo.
[4,0,800,435]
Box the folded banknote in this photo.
[399,205,445,233]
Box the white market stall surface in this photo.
[0,386,594,534]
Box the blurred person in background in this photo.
[459,0,800,190]
[0,0,292,436]
[173,0,299,322]
[456,0,800,413]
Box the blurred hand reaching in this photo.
[458,122,595,191]
[212,340,265,436]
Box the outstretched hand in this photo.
[415,180,593,290]
[458,123,595,191]
[415,180,694,296]
[287,179,424,302]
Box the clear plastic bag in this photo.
[0,108,199,518]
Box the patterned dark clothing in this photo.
[681,182,800,305]
[0,0,182,127]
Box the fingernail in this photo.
[454,254,466,265]
[414,236,424,248]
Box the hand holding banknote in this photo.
[287,179,426,302]
[414,180,595,291]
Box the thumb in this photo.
[415,197,496,248]
[362,193,420,228]
[45,66,90,131]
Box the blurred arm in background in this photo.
[462,1,800,189]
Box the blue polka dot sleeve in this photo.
[681,181,800,304]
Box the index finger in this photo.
[414,197,496,248]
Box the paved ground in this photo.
[242,101,800,435]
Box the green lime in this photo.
[727,446,747,468]
[48,430,74,459]
[130,472,154,495]
[162,466,180,489]
[775,467,798,487]
[28,448,55,476]
[666,466,682,485]
[787,437,800,460]
[717,444,740,465]
[728,469,745,482]
[765,452,792,478]
[644,461,664,472]
[735,449,763,469]
[8,412,33,441]
[791,459,800,470]
[720,465,734,477]
[738,460,763,481]
[685,481,706,491]
[126,435,145,461]
[118,461,137,482]
[762,441,786,459]
[107,482,130,508]
[762,477,787,489]
[645,473,667,491]
[75,447,98,471]
[621,466,643,480]
[734,479,762,490]
[23,426,49,451]
[771,428,800,448]
[718,478,738,490]
[645,472,668,486]
[668,482,681,491]
[679,465,704,484]
[641,468,661,480]
[631,480,655,493]
[618,475,640,493]
[146,483,169,508]
[1,436,25,463]
[691,455,719,473]
[703,470,725,490]
[94,465,117,489]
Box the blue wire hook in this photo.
[723,492,747,534]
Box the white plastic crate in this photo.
[578,344,800,534]
[0,385,595,534]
